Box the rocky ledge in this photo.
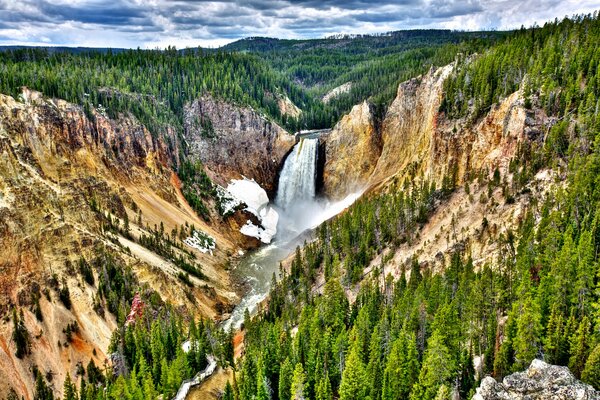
[474,359,599,400]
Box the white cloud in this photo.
[0,0,597,48]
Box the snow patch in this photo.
[216,185,240,216]
[227,178,269,213]
[226,178,278,244]
[183,230,216,255]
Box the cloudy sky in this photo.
[0,0,598,48]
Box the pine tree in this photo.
[382,331,420,400]
[582,344,600,389]
[410,329,456,400]
[290,363,307,400]
[278,358,293,400]
[12,308,30,359]
[222,381,235,400]
[255,357,270,400]
[569,316,592,378]
[513,296,542,370]
[34,373,54,400]
[314,373,332,400]
[63,374,77,400]
[339,342,368,400]
[434,384,452,400]
[574,230,595,317]
[544,306,568,365]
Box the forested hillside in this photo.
[0,48,312,139]
[0,30,500,136]
[2,13,600,400]
[228,13,600,400]
[224,30,502,127]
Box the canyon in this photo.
[0,55,582,400]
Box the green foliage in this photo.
[11,308,30,359]
[58,278,72,310]
[62,374,77,400]
[34,372,54,400]
[441,14,600,129]
[582,344,600,389]
[0,48,313,134]
[178,160,215,221]
[290,363,307,400]
[78,257,95,286]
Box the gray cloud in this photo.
[0,0,597,48]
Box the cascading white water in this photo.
[275,138,318,210]
[223,134,363,332]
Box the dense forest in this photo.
[5,12,600,400]
[222,30,502,125]
[0,30,499,138]
[228,13,600,400]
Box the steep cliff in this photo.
[184,95,295,196]
[322,101,380,199]
[0,89,238,400]
[323,64,552,272]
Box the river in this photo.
[221,136,365,332]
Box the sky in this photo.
[0,0,599,49]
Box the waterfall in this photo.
[275,138,318,210]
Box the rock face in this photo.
[277,94,302,119]
[0,89,238,400]
[322,82,352,104]
[324,64,546,194]
[322,101,381,199]
[322,63,552,274]
[370,64,453,185]
[184,95,295,196]
[473,359,599,400]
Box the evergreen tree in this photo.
[290,363,307,400]
[582,344,600,389]
[34,373,54,400]
[382,331,420,400]
[278,358,293,400]
[314,373,332,400]
[411,330,456,400]
[339,342,368,400]
[63,374,77,400]
[222,381,235,400]
[514,296,542,370]
[11,308,30,359]
[569,316,592,378]
[255,358,270,400]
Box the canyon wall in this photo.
[184,95,295,196]
[323,64,552,273]
[322,101,381,199]
[0,89,238,400]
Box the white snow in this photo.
[226,178,278,244]
[216,185,241,216]
[240,218,277,244]
[183,230,216,255]
[227,178,270,213]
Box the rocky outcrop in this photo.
[322,101,380,199]
[322,82,352,104]
[372,64,547,189]
[323,64,553,275]
[324,64,547,196]
[184,95,295,196]
[277,94,302,119]
[473,359,599,399]
[369,64,453,185]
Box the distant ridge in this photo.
[0,45,128,54]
